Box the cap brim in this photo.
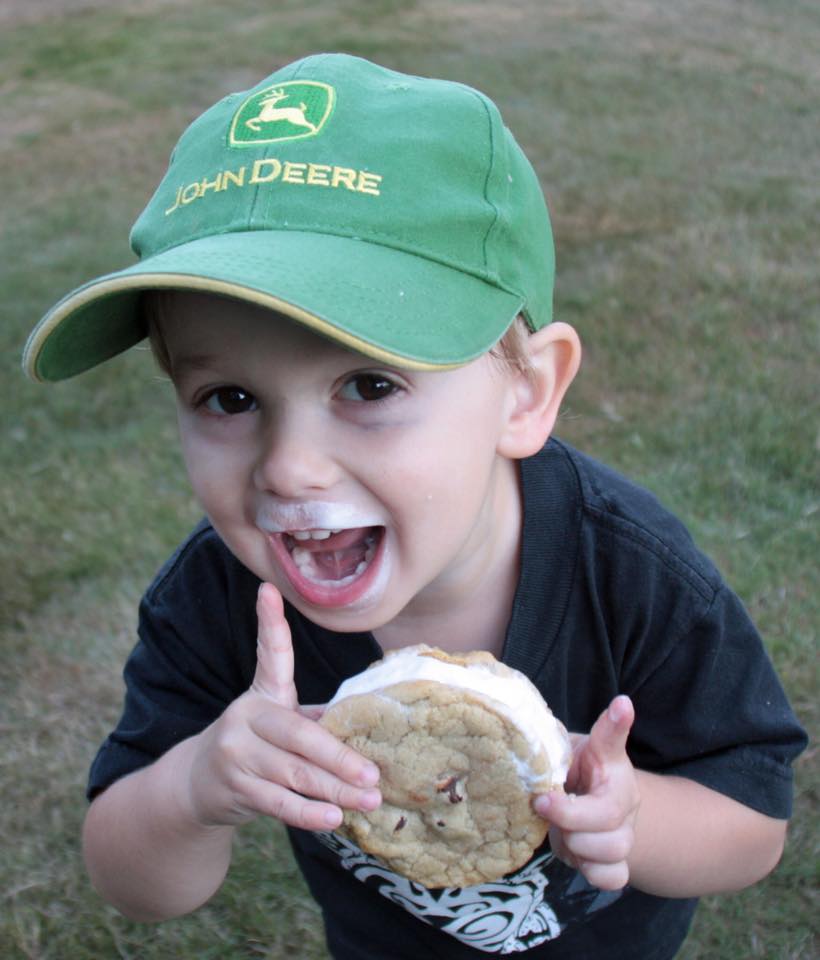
[23,230,524,382]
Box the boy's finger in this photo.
[533,791,611,833]
[251,582,299,710]
[299,703,327,721]
[251,707,381,789]
[240,779,347,832]
[536,788,624,833]
[587,695,634,764]
[250,742,382,813]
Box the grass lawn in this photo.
[2,1,817,957]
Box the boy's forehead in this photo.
[159,290,513,396]
[160,291,400,367]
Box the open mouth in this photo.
[286,527,379,584]
[269,525,386,607]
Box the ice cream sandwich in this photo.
[320,644,571,888]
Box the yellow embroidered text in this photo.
[165,158,383,214]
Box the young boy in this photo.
[24,54,806,958]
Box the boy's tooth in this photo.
[292,546,311,564]
[291,528,335,541]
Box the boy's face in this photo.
[160,293,526,633]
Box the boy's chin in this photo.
[279,583,401,635]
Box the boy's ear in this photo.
[496,322,581,459]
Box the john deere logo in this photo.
[229,81,335,146]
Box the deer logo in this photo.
[230,80,335,146]
[246,89,316,134]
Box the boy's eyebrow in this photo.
[168,353,223,377]
[166,351,240,387]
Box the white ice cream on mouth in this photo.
[256,501,383,534]
[328,650,571,786]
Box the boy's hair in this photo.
[25,54,554,385]
[144,290,535,382]
[143,291,173,377]
[490,315,537,382]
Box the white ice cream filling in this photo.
[328,650,571,787]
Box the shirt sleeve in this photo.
[623,580,806,818]
[562,449,807,822]
[87,523,260,799]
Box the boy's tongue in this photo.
[295,527,372,580]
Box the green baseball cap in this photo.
[23,53,555,382]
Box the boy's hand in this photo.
[534,695,639,891]
[183,583,381,833]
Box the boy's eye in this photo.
[337,373,400,403]
[202,386,258,415]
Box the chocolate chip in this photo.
[393,816,407,832]
[435,775,463,804]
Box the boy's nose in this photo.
[253,414,341,498]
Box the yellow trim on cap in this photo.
[25,272,469,382]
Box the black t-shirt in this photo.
[88,439,807,959]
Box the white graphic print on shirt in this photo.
[316,832,622,954]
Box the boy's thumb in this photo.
[251,582,299,710]
[588,694,634,763]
